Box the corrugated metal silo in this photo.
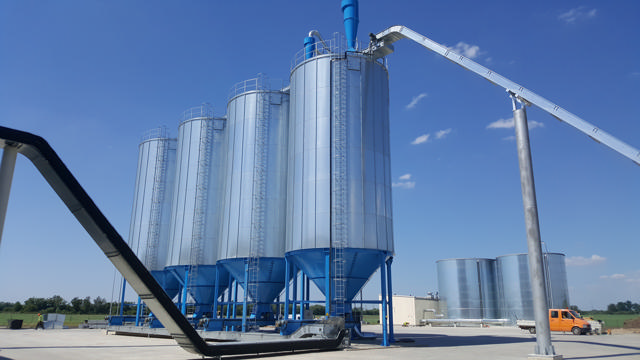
[218,76,290,317]
[128,128,177,297]
[496,253,570,322]
[285,36,394,313]
[165,104,228,307]
[436,258,498,319]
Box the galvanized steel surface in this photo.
[166,108,226,266]
[436,258,498,319]
[496,253,570,322]
[286,53,393,253]
[218,84,290,260]
[128,130,176,271]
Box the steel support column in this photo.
[135,296,142,326]
[242,261,249,332]
[386,257,395,342]
[380,258,389,346]
[325,251,331,316]
[513,99,558,358]
[0,145,17,247]
[119,279,127,316]
[213,266,220,319]
[181,268,189,315]
[299,271,305,319]
[283,257,290,324]
[292,263,298,317]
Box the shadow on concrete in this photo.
[352,333,534,348]
[1,345,177,350]
[184,348,341,360]
[556,339,640,359]
[565,354,640,360]
[0,356,16,360]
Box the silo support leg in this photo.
[386,257,395,342]
[292,264,298,317]
[380,257,389,347]
[283,258,290,323]
[242,262,249,332]
[305,276,310,310]
[299,272,305,319]
[0,145,17,247]
[213,267,220,319]
[512,98,560,359]
[135,296,142,326]
[325,252,331,317]
[226,275,233,319]
[181,268,189,315]
[119,279,127,316]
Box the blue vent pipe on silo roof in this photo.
[304,36,316,59]
[341,0,359,50]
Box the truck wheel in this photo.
[572,327,582,335]
[528,327,536,334]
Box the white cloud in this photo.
[566,254,606,266]
[486,117,544,130]
[411,134,430,145]
[600,273,625,280]
[600,270,640,285]
[502,135,516,141]
[559,7,597,24]
[450,42,481,59]
[392,181,416,189]
[435,128,452,139]
[406,93,428,110]
[399,173,411,180]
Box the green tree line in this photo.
[0,296,137,314]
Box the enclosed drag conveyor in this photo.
[0,126,346,357]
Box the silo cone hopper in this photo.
[152,270,180,299]
[218,257,288,319]
[286,248,388,311]
[165,265,229,311]
[189,265,229,310]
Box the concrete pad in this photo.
[1,325,639,360]
[528,355,563,360]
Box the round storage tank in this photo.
[128,128,177,297]
[436,258,498,319]
[165,105,228,306]
[496,253,570,322]
[285,38,394,306]
[218,76,290,315]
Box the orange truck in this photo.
[517,309,592,335]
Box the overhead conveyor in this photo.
[365,25,638,359]
[366,25,640,166]
[0,126,346,357]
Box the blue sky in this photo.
[0,1,638,310]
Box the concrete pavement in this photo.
[1,325,638,359]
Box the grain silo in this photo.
[165,104,228,312]
[285,32,394,316]
[496,253,570,322]
[128,128,177,298]
[217,76,290,321]
[436,258,499,319]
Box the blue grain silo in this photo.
[285,30,394,316]
[218,76,290,323]
[165,105,228,315]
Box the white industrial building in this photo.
[379,295,442,326]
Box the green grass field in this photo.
[582,313,640,329]
[0,313,109,328]
[362,314,380,324]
